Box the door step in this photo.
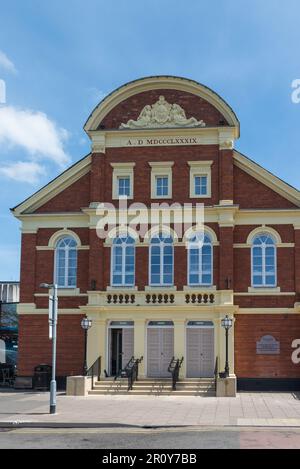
[88,378,216,397]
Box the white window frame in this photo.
[149,162,174,199]
[188,161,213,198]
[251,234,277,288]
[110,236,135,287]
[111,162,135,200]
[54,236,78,289]
[187,233,213,287]
[149,233,174,287]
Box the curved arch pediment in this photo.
[84,76,240,136]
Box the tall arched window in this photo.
[188,232,213,286]
[55,237,78,288]
[150,233,173,286]
[252,233,276,287]
[111,235,135,286]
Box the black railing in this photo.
[87,356,101,390]
[127,356,143,391]
[114,356,144,391]
[168,356,184,390]
[214,356,219,389]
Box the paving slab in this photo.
[1,390,300,428]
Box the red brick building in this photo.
[12,76,300,391]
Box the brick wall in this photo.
[18,314,85,376]
[99,89,228,130]
[235,314,300,378]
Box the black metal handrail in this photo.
[168,356,184,390]
[214,356,218,389]
[127,356,143,391]
[87,356,101,390]
[114,356,135,382]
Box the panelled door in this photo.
[147,327,174,377]
[122,328,134,368]
[187,327,214,378]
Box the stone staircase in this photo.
[88,378,216,396]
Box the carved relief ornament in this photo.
[120,96,206,129]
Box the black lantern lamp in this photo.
[81,317,92,375]
[220,315,233,378]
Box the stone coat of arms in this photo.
[120,96,206,129]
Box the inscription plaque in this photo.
[256,335,280,355]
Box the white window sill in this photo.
[145,285,177,291]
[184,285,216,291]
[248,286,280,293]
[106,286,138,291]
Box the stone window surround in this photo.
[111,162,135,200]
[149,161,174,199]
[188,160,213,198]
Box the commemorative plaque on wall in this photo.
[256,335,280,355]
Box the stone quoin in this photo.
[11,76,300,392]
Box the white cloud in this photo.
[0,106,70,167]
[0,161,46,184]
[0,50,17,73]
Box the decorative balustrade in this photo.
[88,289,234,307]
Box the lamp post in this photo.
[40,283,58,414]
[220,315,233,378]
[81,317,92,376]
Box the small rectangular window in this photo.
[156,176,169,197]
[194,175,208,196]
[118,177,130,196]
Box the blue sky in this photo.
[0,0,300,280]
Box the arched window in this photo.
[111,235,135,286]
[55,237,78,288]
[252,233,276,287]
[150,233,173,286]
[188,232,213,286]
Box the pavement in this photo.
[2,426,300,449]
[1,389,300,428]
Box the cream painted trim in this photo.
[248,287,280,293]
[104,226,140,245]
[149,161,174,168]
[246,226,282,244]
[35,288,88,297]
[106,286,138,291]
[84,76,240,135]
[12,155,92,216]
[234,243,294,248]
[36,245,90,251]
[110,162,136,168]
[182,225,218,244]
[143,225,179,242]
[234,291,295,296]
[234,150,300,207]
[235,308,298,314]
[19,213,89,232]
[149,162,173,199]
[18,309,84,315]
[111,163,135,200]
[188,161,213,199]
[48,229,82,248]
[183,285,217,291]
[144,286,177,291]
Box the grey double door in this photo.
[147,327,174,377]
[186,328,214,378]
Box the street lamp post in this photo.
[81,317,92,376]
[40,283,58,414]
[220,315,233,378]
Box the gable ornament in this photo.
[120,96,206,129]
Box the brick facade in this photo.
[13,77,300,387]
